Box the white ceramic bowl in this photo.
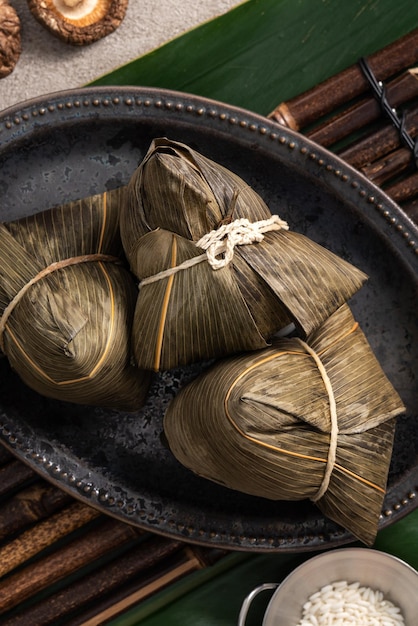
[238,548,418,626]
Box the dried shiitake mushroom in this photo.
[0,0,21,78]
[27,0,129,46]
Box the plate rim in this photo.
[0,86,417,552]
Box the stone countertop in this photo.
[0,0,242,112]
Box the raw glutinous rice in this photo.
[297,580,405,625]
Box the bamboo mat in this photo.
[1,30,418,626]
[269,28,418,224]
[0,445,227,624]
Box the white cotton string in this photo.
[140,252,208,286]
[196,215,289,269]
[295,339,339,502]
[140,215,289,287]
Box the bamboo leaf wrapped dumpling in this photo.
[0,189,151,411]
[164,304,405,545]
[121,138,368,371]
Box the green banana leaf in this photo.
[90,0,418,116]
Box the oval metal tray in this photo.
[0,87,417,552]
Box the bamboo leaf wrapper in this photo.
[121,138,368,371]
[0,190,151,411]
[164,305,405,545]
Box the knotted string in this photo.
[140,215,289,287]
[197,215,289,269]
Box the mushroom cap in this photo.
[27,0,129,46]
[0,0,22,78]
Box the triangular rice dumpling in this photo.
[120,138,368,371]
[164,304,405,545]
[0,189,151,411]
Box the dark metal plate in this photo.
[0,87,417,552]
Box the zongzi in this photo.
[120,138,368,371]
[164,304,405,545]
[0,189,151,411]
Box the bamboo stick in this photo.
[77,556,201,626]
[0,517,141,613]
[0,481,71,542]
[361,146,413,185]
[268,28,418,130]
[0,445,13,467]
[0,460,36,498]
[1,536,184,626]
[338,104,418,169]
[306,69,418,147]
[0,501,101,578]
[72,547,228,626]
[384,171,418,203]
[401,198,418,223]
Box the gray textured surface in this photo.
[0,0,241,112]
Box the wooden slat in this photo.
[0,460,36,498]
[0,443,227,624]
